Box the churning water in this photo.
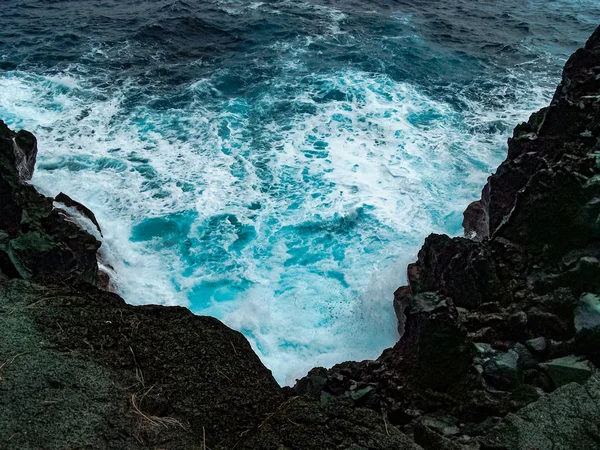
[1,0,599,384]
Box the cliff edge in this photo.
[1,25,600,450]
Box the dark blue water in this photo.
[1,0,599,384]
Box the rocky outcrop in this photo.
[2,25,600,450]
[0,121,100,284]
[55,192,103,236]
[0,122,37,181]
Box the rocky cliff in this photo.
[1,26,600,450]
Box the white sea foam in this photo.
[0,55,556,384]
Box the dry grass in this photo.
[129,346,145,387]
[382,410,390,436]
[130,388,186,430]
[127,347,187,433]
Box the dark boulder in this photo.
[540,355,594,388]
[483,349,523,391]
[394,291,471,390]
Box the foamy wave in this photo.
[0,55,557,384]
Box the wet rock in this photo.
[55,192,103,236]
[393,285,412,335]
[408,235,510,309]
[0,121,37,181]
[0,122,100,284]
[540,355,594,388]
[463,196,489,241]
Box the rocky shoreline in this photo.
[2,26,600,450]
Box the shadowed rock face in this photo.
[55,192,103,236]
[2,26,600,450]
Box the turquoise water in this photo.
[1,0,599,384]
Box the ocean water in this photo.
[1,0,599,385]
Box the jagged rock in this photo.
[289,27,600,440]
[408,291,450,314]
[294,367,327,397]
[463,197,489,241]
[496,168,595,257]
[408,234,510,309]
[540,355,594,388]
[396,291,470,390]
[3,22,600,450]
[0,122,100,284]
[483,30,600,255]
[394,285,411,334]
